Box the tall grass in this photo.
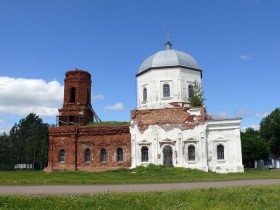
[1,185,280,209]
[0,165,279,185]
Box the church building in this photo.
[46,41,244,173]
[130,41,244,173]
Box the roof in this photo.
[137,42,200,75]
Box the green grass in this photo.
[0,165,280,185]
[86,121,130,126]
[1,185,280,209]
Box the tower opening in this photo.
[70,87,76,103]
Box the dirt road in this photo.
[1,179,280,195]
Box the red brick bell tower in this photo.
[57,69,96,126]
[47,68,130,172]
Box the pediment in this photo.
[161,138,173,142]
[80,140,95,146]
[137,139,152,145]
[159,138,176,145]
[183,137,198,143]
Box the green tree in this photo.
[9,113,49,169]
[259,108,280,156]
[189,81,204,107]
[241,128,270,168]
[0,132,14,169]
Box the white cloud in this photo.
[0,119,12,134]
[255,112,269,118]
[0,106,59,117]
[92,94,105,101]
[240,53,255,60]
[241,125,260,132]
[236,109,250,117]
[103,102,124,111]
[235,109,268,119]
[0,126,12,134]
[209,111,228,118]
[0,77,63,116]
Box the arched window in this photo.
[143,88,147,102]
[116,148,123,162]
[163,84,170,97]
[84,148,91,162]
[188,145,195,161]
[59,149,65,163]
[188,84,194,98]
[100,148,107,162]
[217,145,224,160]
[70,87,76,103]
[141,146,149,162]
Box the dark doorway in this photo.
[163,145,173,166]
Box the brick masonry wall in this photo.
[46,125,131,172]
[131,107,210,133]
[63,70,91,105]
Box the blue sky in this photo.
[0,0,280,133]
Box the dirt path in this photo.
[1,179,280,195]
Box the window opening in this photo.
[188,145,195,161]
[188,84,194,98]
[70,87,76,103]
[59,149,65,162]
[163,84,170,97]
[143,88,147,101]
[69,116,74,123]
[116,148,123,162]
[141,147,149,162]
[84,148,91,162]
[100,148,107,162]
[217,144,224,160]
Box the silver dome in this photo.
[138,43,200,74]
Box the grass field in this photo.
[1,185,280,209]
[0,164,280,185]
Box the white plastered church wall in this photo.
[130,122,209,172]
[206,119,244,173]
[130,118,244,173]
[137,67,201,110]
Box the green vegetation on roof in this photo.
[86,121,130,126]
